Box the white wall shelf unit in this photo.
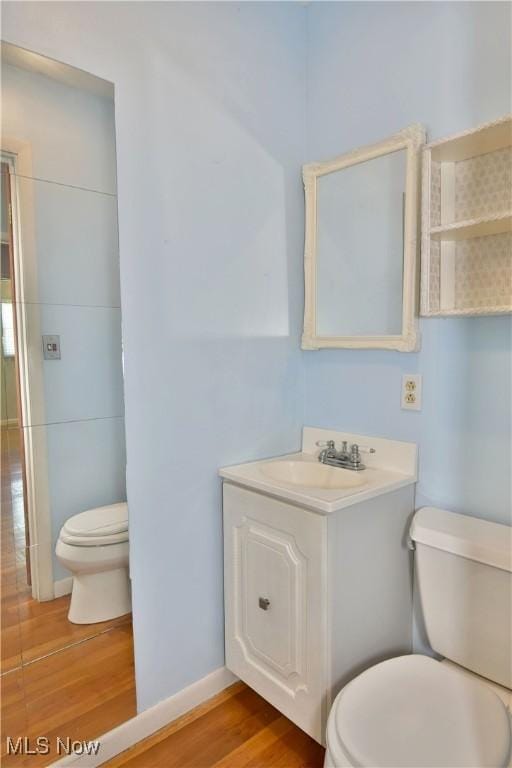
[421,115,512,316]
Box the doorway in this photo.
[1,157,31,601]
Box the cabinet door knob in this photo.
[258,597,270,611]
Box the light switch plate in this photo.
[42,335,61,360]
[401,374,422,411]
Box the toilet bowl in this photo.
[324,655,511,768]
[55,502,131,624]
[324,507,512,767]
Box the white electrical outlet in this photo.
[401,374,422,411]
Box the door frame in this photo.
[2,154,31,587]
[2,142,55,601]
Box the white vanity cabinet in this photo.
[223,483,327,740]
[222,448,416,745]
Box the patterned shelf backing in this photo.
[454,232,511,310]
[425,144,512,313]
[455,147,512,221]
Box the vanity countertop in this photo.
[219,427,418,515]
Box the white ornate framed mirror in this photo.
[302,124,425,351]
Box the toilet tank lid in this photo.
[410,507,512,573]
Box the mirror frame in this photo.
[302,124,425,351]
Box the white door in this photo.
[223,483,326,743]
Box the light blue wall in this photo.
[118,4,307,709]
[304,1,512,527]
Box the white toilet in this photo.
[324,506,512,768]
[55,502,131,625]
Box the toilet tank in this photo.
[410,507,512,689]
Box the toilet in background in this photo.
[55,502,130,624]
[324,506,512,768]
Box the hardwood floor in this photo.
[106,683,325,768]
[16,590,132,666]
[1,426,137,765]
[2,426,27,675]
[0,623,136,767]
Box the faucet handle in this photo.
[350,443,363,467]
[316,440,337,462]
[357,445,376,454]
[316,440,336,449]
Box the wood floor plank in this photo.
[254,724,325,768]
[0,672,28,765]
[118,687,277,768]
[106,682,248,768]
[211,715,295,768]
[0,626,136,767]
[105,684,325,768]
[17,592,131,665]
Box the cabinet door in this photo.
[223,483,326,743]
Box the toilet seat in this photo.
[327,655,511,768]
[60,502,128,546]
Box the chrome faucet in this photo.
[317,440,376,471]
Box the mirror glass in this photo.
[1,42,135,761]
[316,149,406,337]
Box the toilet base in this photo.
[68,567,131,624]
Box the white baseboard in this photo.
[54,577,73,598]
[50,665,238,767]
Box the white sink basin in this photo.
[220,430,418,514]
[259,460,366,490]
